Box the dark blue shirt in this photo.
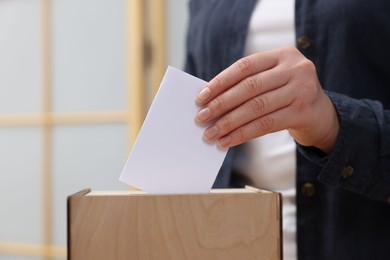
[185,0,390,259]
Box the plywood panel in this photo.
[68,188,281,260]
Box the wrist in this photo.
[315,95,340,154]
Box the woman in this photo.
[185,0,390,259]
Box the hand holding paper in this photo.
[119,67,228,194]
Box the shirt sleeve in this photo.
[298,91,390,203]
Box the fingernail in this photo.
[204,126,218,140]
[219,136,231,147]
[197,87,210,103]
[196,107,210,122]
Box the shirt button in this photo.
[297,36,311,49]
[302,182,316,197]
[341,165,354,179]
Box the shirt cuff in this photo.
[298,91,390,202]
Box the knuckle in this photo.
[278,46,298,59]
[294,98,307,112]
[212,95,225,113]
[243,76,261,94]
[210,76,222,92]
[247,96,267,115]
[256,116,274,132]
[236,127,246,142]
[292,60,319,100]
[236,57,253,74]
[300,59,316,73]
[220,116,233,131]
[295,59,316,75]
[295,85,320,112]
[294,88,314,111]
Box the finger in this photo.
[216,106,297,148]
[203,84,294,141]
[196,50,279,104]
[196,65,289,124]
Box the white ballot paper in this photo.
[119,66,228,194]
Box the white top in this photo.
[242,0,297,259]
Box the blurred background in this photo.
[0,0,188,259]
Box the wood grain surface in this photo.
[68,187,281,260]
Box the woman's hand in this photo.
[195,46,339,154]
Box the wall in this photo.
[0,0,188,259]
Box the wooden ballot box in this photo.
[67,187,282,260]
